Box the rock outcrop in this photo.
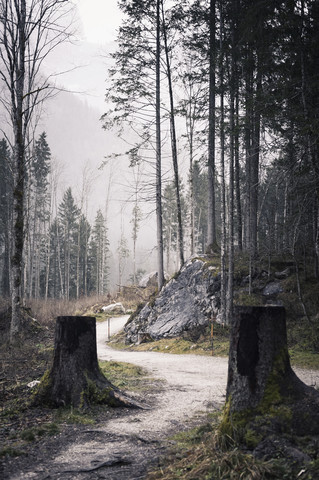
[124,257,221,344]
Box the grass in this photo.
[99,360,156,391]
[110,335,230,357]
[110,328,319,369]
[147,413,319,480]
[54,408,95,425]
[288,347,319,370]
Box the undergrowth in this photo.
[147,412,319,480]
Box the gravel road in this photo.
[4,316,319,480]
[96,316,228,435]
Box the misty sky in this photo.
[40,1,162,280]
[76,0,122,44]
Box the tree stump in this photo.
[34,316,141,409]
[221,306,319,443]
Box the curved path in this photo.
[5,316,319,480]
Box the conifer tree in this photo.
[89,210,109,296]
[58,188,80,299]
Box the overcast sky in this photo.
[76,0,122,44]
[43,0,123,112]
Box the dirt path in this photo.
[3,317,319,480]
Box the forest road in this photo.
[5,316,319,480]
[48,317,229,479]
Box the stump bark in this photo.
[223,306,319,439]
[35,316,141,408]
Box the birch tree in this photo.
[0,0,73,341]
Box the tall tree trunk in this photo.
[189,138,195,256]
[219,0,226,324]
[243,48,253,252]
[161,0,184,268]
[226,1,236,324]
[10,0,27,342]
[207,0,217,251]
[250,63,261,259]
[156,0,164,290]
[234,87,242,250]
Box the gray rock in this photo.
[125,258,221,343]
[275,267,291,279]
[101,302,126,314]
[138,271,169,288]
[262,282,283,296]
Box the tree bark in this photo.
[223,306,319,439]
[156,0,164,290]
[219,0,226,324]
[161,0,184,268]
[207,0,217,251]
[34,316,140,408]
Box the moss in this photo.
[80,374,116,408]
[258,348,289,414]
[218,398,238,440]
[32,369,52,405]
[218,349,296,449]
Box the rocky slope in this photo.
[124,255,297,345]
[124,257,221,343]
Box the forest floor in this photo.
[1,316,319,479]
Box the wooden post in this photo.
[211,318,214,356]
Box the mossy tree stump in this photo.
[222,306,319,442]
[35,316,140,409]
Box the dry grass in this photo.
[147,420,297,480]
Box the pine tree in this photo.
[89,210,109,296]
[58,188,80,299]
[27,132,51,298]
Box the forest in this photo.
[0,0,319,478]
[1,0,318,341]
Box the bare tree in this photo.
[207,0,217,251]
[156,0,164,290]
[0,0,74,341]
[161,0,184,268]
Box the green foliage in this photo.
[89,209,109,295]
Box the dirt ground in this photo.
[1,317,319,480]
